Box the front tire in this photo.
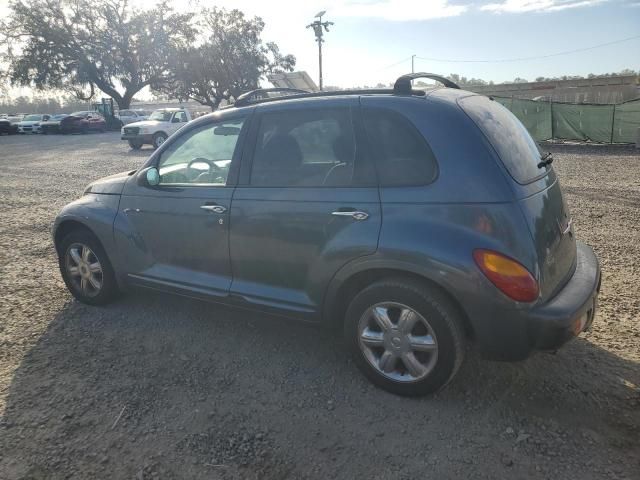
[58,230,119,306]
[152,132,167,149]
[128,140,143,150]
[344,278,465,396]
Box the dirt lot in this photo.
[0,133,638,479]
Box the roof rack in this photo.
[235,88,310,107]
[231,73,458,108]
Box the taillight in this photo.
[473,249,539,302]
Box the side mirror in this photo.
[138,167,160,187]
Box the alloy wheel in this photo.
[357,302,439,383]
[65,243,103,297]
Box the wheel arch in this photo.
[53,219,99,255]
[323,261,475,339]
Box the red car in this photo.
[59,111,106,134]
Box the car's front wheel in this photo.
[58,230,119,305]
[152,132,167,149]
[128,140,143,150]
[344,278,465,396]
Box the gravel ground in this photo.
[0,133,638,479]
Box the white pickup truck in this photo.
[121,108,192,149]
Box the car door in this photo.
[229,98,381,321]
[116,113,249,298]
[168,111,188,135]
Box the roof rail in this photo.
[235,88,310,107]
[393,73,460,94]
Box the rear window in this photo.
[459,95,543,184]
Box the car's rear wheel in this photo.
[128,140,143,150]
[58,230,119,306]
[344,278,465,396]
[152,132,167,149]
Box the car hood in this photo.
[85,170,136,195]
[19,120,42,126]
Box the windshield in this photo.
[149,110,173,121]
[52,114,67,120]
[70,111,90,117]
[24,115,42,121]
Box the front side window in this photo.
[157,118,244,186]
[363,108,438,187]
[250,108,359,187]
[120,110,132,117]
[173,111,188,123]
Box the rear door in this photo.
[459,95,576,300]
[229,98,381,320]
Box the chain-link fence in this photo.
[494,97,640,143]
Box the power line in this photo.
[414,34,640,64]
[376,56,413,71]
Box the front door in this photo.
[229,100,381,320]
[117,114,248,298]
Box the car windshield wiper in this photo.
[537,152,554,169]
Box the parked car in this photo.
[59,111,106,134]
[121,108,191,149]
[117,109,151,125]
[0,118,11,135]
[54,74,601,396]
[17,114,51,134]
[40,114,70,134]
[4,114,24,134]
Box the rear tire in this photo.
[152,132,167,149]
[58,230,119,306]
[344,278,465,396]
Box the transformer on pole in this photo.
[306,11,333,91]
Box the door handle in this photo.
[200,205,227,214]
[331,210,369,221]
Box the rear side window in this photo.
[362,108,437,187]
[250,107,372,187]
[459,95,543,184]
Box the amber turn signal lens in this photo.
[473,249,539,302]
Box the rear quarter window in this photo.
[459,95,543,184]
[362,108,437,187]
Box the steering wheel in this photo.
[186,157,216,182]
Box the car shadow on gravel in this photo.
[1,292,639,479]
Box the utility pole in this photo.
[307,11,334,91]
[411,54,416,74]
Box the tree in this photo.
[1,0,196,109]
[160,8,295,110]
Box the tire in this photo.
[344,278,465,396]
[128,140,143,150]
[152,132,167,149]
[58,229,119,306]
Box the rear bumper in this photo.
[475,241,600,360]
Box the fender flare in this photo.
[321,254,468,327]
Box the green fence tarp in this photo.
[552,103,615,143]
[612,99,640,143]
[494,96,639,144]
[510,99,552,141]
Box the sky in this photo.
[0,0,639,96]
